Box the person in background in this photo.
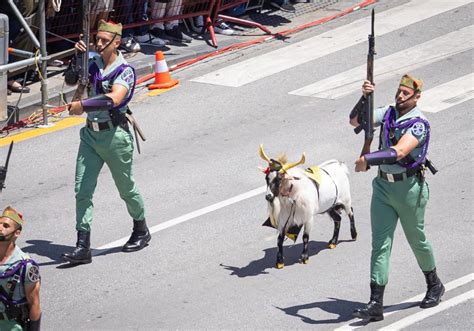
[0,206,41,331]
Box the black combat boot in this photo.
[122,219,151,252]
[61,231,92,264]
[420,268,445,308]
[352,283,385,321]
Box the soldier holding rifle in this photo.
[349,9,444,322]
[62,18,150,265]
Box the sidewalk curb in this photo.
[7,47,216,122]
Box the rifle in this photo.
[71,0,91,102]
[352,9,376,166]
[0,141,13,192]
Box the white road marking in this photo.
[379,290,474,331]
[419,73,474,113]
[289,26,473,99]
[93,186,266,254]
[335,273,473,330]
[190,0,472,87]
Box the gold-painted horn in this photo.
[281,153,306,173]
[259,144,271,163]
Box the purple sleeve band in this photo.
[365,148,398,166]
[80,94,115,112]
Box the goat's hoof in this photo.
[328,243,337,249]
[299,258,309,264]
[351,233,358,240]
[276,263,285,269]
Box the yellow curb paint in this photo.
[0,117,85,147]
[147,83,179,97]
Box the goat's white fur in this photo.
[268,160,353,235]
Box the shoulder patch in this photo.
[121,67,135,85]
[411,122,426,137]
[27,264,41,282]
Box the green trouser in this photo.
[370,175,436,286]
[75,125,145,232]
[0,320,23,330]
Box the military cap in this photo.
[0,206,24,226]
[97,19,122,36]
[400,74,423,92]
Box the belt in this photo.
[378,168,418,182]
[86,120,129,132]
[86,120,114,132]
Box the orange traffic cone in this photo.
[148,51,179,90]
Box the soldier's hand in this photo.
[75,34,87,53]
[68,101,84,116]
[355,156,369,172]
[362,80,375,98]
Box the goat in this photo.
[259,145,357,269]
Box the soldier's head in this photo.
[0,206,23,243]
[95,20,122,55]
[395,74,423,112]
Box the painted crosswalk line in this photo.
[379,290,474,331]
[335,273,473,330]
[289,25,473,99]
[191,0,472,87]
[419,73,474,113]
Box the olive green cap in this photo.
[97,19,122,36]
[400,74,423,92]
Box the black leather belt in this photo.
[86,120,113,132]
[86,120,129,132]
[379,167,418,182]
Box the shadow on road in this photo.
[276,297,365,325]
[276,297,420,326]
[220,240,333,277]
[22,239,75,267]
[22,239,124,268]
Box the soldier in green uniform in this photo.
[0,206,41,330]
[62,20,151,265]
[349,75,444,321]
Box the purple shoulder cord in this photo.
[383,106,430,169]
[89,62,136,111]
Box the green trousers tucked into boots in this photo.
[370,176,436,286]
[75,126,145,232]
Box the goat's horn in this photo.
[281,153,306,173]
[259,144,271,163]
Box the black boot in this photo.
[352,283,385,321]
[61,231,92,264]
[420,268,445,308]
[122,219,151,252]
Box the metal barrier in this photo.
[1,14,9,121]
[46,0,81,43]
[0,0,49,125]
[110,0,217,31]
[209,0,271,47]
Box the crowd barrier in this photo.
[44,0,270,47]
[211,0,270,47]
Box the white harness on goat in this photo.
[305,165,339,214]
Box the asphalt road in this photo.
[1,0,473,329]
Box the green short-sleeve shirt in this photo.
[374,105,429,174]
[87,52,134,123]
[0,246,40,314]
